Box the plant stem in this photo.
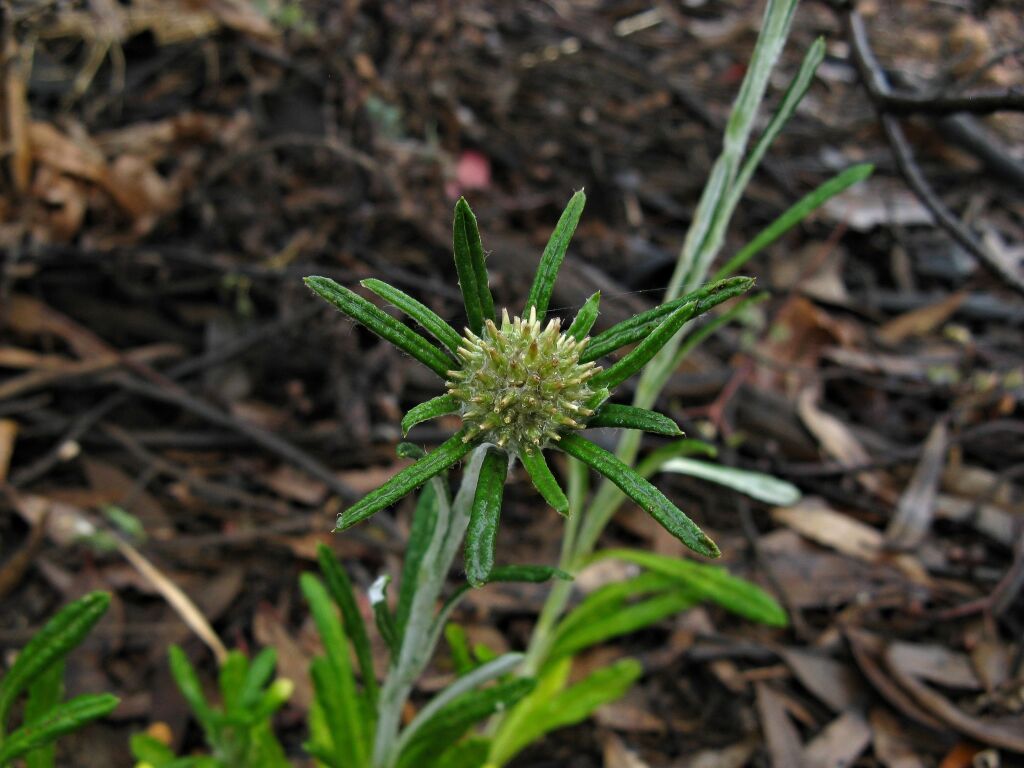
[371,446,489,768]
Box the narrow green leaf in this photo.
[397,678,536,768]
[0,591,110,724]
[557,434,719,558]
[316,543,378,707]
[397,653,523,756]
[433,738,490,768]
[369,574,398,654]
[567,291,601,340]
[0,694,119,765]
[453,201,485,333]
[660,458,801,506]
[726,37,827,222]
[636,439,718,479]
[714,163,874,280]
[168,646,216,729]
[24,661,63,768]
[464,450,508,587]
[455,198,496,324]
[445,624,475,677]
[551,589,696,660]
[401,394,459,436]
[218,651,248,714]
[670,293,768,369]
[519,449,568,515]
[396,483,440,639]
[582,276,754,362]
[129,733,178,765]
[239,648,278,710]
[305,276,452,378]
[552,572,676,644]
[587,404,682,436]
[337,430,473,531]
[486,565,572,584]
[361,278,463,353]
[525,190,586,320]
[301,573,368,766]
[590,303,695,391]
[488,659,641,766]
[595,548,788,627]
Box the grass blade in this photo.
[525,190,586,320]
[520,449,569,515]
[0,592,110,724]
[567,291,601,340]
[24,661,63,768]
[401,394,459,436]
[361,278,463,353]
[316,543,379,707]
[713,163,875,280]
[558,434,719,558]
[587,404,682,436]
[464,450,508,587]
[305,276,453,378]
[337,430,473,530]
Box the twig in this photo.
[868,87,1024,116]
[846,8,1024,296]
[112,374,358,502]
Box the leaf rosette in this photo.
[306,191,756,584]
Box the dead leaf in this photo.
[680,739,757,768]
[877,293,967,346]
[884,647,1024,752]
[602,732,651,768]
[779,647,867,713]
[0,419,17,482]
[773,499,883,561]
[844,629,946,731]
[803,710,871,768]
[886,642,982,691]
[755,683,804,768]
[869,707,927,768]
[797,388,891,500]
[886,421,948,549]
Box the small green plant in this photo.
[0,591,119,768]
[129,1,876,764]
[130,647,292,768]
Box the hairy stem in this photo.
[372,446,489,768]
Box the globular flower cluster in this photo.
[448,308,599,455]
[307,191,751,582]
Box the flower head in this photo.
[306,191,754,585]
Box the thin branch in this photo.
[846,8,1024,296]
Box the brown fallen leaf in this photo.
[755,683,804,768]
[773,499,883,561]
[844,629,945,731]
[602,732,651,768]
[680,739,757,768]
[877,292,967,346]
[803,710,872,768]
[869,707,927,768]
[778,647,868,713]
[884,644,1024,752]
[886,421,948,549]
[0,418,17,481]
[886,642,982,691]
[796,388,892,501]
[253,602,314,710]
